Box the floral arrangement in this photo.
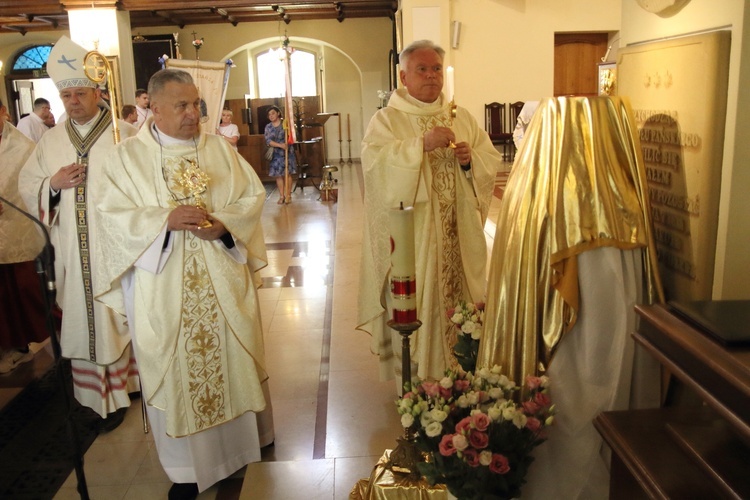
[396,367,555,499]
[449,301,485,373]
[192,38,204,49]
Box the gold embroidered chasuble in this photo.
[357,88,501,382]
[94,121,269,437]
[476,96,664,386]
[1,123,42,264]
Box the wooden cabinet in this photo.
[594,304,750,498]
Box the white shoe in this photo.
[0,348,34,375]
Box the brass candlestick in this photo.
[385,319,422,477]
[179,159,212,228]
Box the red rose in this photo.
[525,416,541,432]
[439,434,457,456]
[455,416,472,434]
[489,453,510,474]
[468,429,489,449]
[522,400,540,414]
[534,391,551,408]
[462,448,480,467]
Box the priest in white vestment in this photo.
[18,36,140,424]
[476,96,665,499]
[0,101,50,374]
[93,68,274,496]
[357,40,501,388]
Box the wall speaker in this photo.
[451,21,461,49]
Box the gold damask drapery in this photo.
[476,96,664,385]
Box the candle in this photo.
[389,204,417,324]
[347,113,351,139]
[445,66,454,102]
[338,114,342,140]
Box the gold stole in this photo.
[163,155,228,430]
[65,111,111,361]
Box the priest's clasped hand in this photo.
[453,142,472,167]
[50,163,86,191]
[423,126,456,152]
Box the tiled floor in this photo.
[9,157,511,499]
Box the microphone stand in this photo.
[0,194,90,500]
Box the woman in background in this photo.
[217,109,240,151]
[264,106,297,204]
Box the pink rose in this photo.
[526,376,543,390]
[439,385,452,399]
[447,308,455,318]
[468,429,489,449]
[471,412,491,431]
[522,400,540,414]
[525,417,541,432]
[455,416,472,434]
[439,434,457,456]
[534,391,551,408]
[462,448,480,467]
[489,453,510,474]
[422,380,440,398]
[453,379,470,392]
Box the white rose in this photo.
[471,327,482,340]
[420,410,434,427]
[477,367,492,380]
[461,321,476,335]
[512,411,528,429]
[399,398,414,411]
[456,395,469,408]
[425,421,443,437]
[488,387,503,400]
[432,409,448,422]
[452,434,469,451]
[439,376,453,389]
[502,406,517,421]
[451,312,464,324]
[401,413,414,428]
[540,375,551,388]
[479,450,493,466]
[467,392,480,405]
[490,365,503,375]
[488,406,503,421]
[466,303,476,313]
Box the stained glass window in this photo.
[13,45,52,71]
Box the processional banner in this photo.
[166,58,230,134]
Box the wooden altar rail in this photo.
[594,304,750,499]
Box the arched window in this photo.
[12,45,52,71]
[257,48,317,98]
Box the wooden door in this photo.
[554,33,608,97]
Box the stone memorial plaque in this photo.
[618,31,730,301]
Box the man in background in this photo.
[357,40,501,389]
[134,88,151,128]
[94,68,274,498]
[17,97,52,142]
[121,104,138,125]
[18,36,139,430]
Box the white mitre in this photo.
[47,36,97,91]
